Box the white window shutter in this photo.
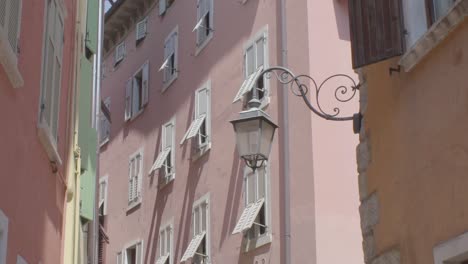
[163,43,169,83]
[132,77,140,114]
[159,0,166,16]
[125,79,132,121]
[117,251,122,264]
[128,159,134,203]
[7,0,21,53]
[196,88,208,117]
[142,61,149,106]
[136,241,143,264]
[256,37,265,68]
[0,0,7,29]
[136,19,147,41]
[137,154,143,197]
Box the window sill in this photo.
[127,198,142,212]
[0,31,23,88]
[191,142,211,161]
[129,108,145,122]
[158,175,175,190]
[399,0,468,72]
[194,33,213,57]
[37,122,62,166]
[243,233,272,252]
[162,75,178,93]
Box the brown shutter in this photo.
[349,0,405,69]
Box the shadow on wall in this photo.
[333,0,351,41]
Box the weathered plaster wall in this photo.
[358,19,468,264]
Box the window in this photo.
[233,28,268,108]
[434,231,468,264]
[99,98,111,146]
[38,0,65,163]
[99,176,109,216]
[159,0,175,16]
[181,194,210,264]
[149,119,175,185]
[159,27,178,90]
[194,0,213,52]
[427,0,457,25]
[180,81,211,153]
[115,41,125,66]
[128,150,143,209]
[125,61,149,121]
[118,241,143,264]
[232,165,271,250]
[0,0,23,87]
[156,221,173,264]
[135,18,147,43]
[0,210,8,264]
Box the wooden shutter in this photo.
[7,0,21,52]
[136,241,143,264]
[132,77,140,114]
[159,0,166,16]
[142,61,149,106]
[136,154,142,197]
[0,0,7,28]
[128,158,135,202]
[125,79,132,121]
[349,0,404,69]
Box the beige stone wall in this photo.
[356,20,468,264]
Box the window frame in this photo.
[191,193,210,264]
[120,240,144,264]
[127,148,143,211]
[194,81,211,151]
[162,26,178,92]
[194,0,214,56]
[242,164,272,251]
[0,209,8,264]
[0,0,23,88]
[99,175,109,216]
[159,0,175,16]
[125,61,149,122]
[235,26,269,109]
[160,118,176,185]
[37,0,66,165]
[158,219,174,264]
[114,41,125,66]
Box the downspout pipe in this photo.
[93,0,105,263]
[279,1,291,264]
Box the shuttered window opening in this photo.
[157,222,173,264]
[349,0,404,69]
[160,27,178,89]
[233,165,269,239]
[150,119,175,184]
[180,82,211,151]
[99,98,111,146]
[114,41,125,65]
[234,28,268,108]
[39,0,64,142]
[128,151,143,207]
[181,195,210,263]
[195,0,213,47]
[99,176,109,216]
[159,0,175,16]
[0,0,22,55]
[118,241,143,264]
[124,61,149,121]
[136,18,147,43]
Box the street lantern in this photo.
[230,107,278,171]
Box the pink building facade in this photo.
[0,0,79,264]
[100,0,363,263]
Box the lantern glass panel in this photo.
[259,120,276,158]
[233,119,261,157]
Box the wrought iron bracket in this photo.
[256,67,360,121]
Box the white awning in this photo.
[232,65,264,103]
[149,148,171,174]
[180,114,206,145]
[155,254,169,264]
[180,231,206,262]
[232,198,265,234]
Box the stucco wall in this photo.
[361,19,468,264]
[0,0,78,263]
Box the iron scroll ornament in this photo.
[257,66,360,122]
